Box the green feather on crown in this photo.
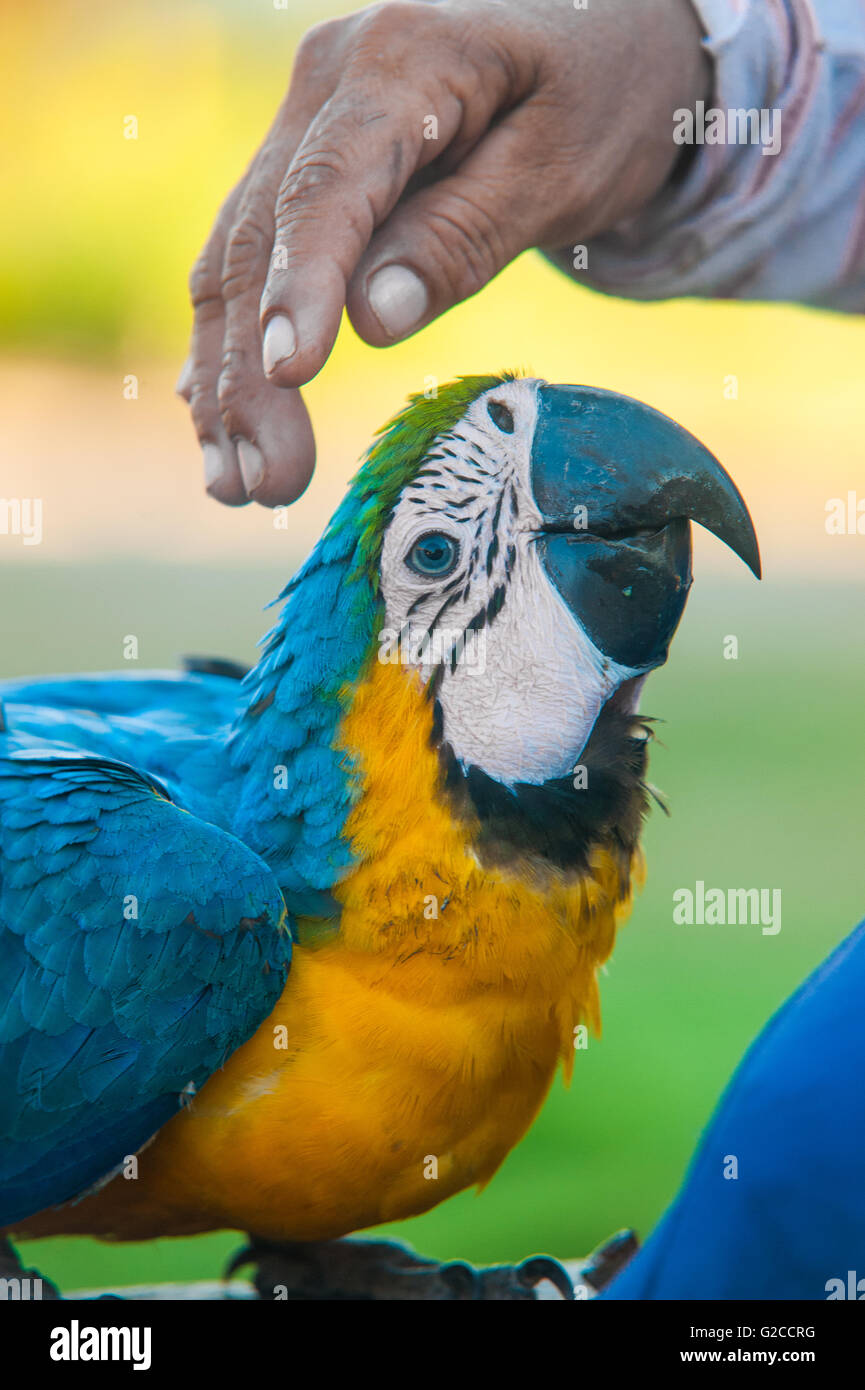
[344,373,518,587]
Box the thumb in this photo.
[346,117,550,345]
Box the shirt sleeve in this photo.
[549,0,865,312]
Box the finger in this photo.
[214,26,350,504]
[184,182,251,506]
[175,355,194,398]
[216,146,323,505]
[345,115,553,345]
[258,103,431,387]
[259,24,512,387]
[183,20,346,505]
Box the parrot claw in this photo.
[227,1235,576,1301]
[515,1255,577,1300]
[580,1228,640,1292]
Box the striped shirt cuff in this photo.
[556,0,865,311]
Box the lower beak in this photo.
[531,385,761,670]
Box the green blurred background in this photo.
[2,0,863,1290]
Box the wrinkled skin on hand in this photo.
[178,0,708,507]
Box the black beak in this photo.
[531,384,761,670]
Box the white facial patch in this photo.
[378,378,639,787]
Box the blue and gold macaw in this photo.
[0,376,759,1299]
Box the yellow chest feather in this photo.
[21,663,639,1242]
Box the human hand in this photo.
[179,0,707,507]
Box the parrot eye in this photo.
[405,531,460,578]
[487,399,514,433]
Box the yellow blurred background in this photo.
[2,0,864,1292]
[1,0,862,576]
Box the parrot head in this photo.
[358,374,758,808]
[236,372,759,897]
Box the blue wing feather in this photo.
[0,615,367,1222]
[0,740,291,1228]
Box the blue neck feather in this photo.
[226,491,380,917]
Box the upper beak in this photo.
[531,384,761,670]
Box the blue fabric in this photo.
[602,918,865,1300]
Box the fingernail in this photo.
[237,439,265,495]
[176,357,194,397]
[262,315,297,375]
[367,264,428,339]
[203,444,224,489]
